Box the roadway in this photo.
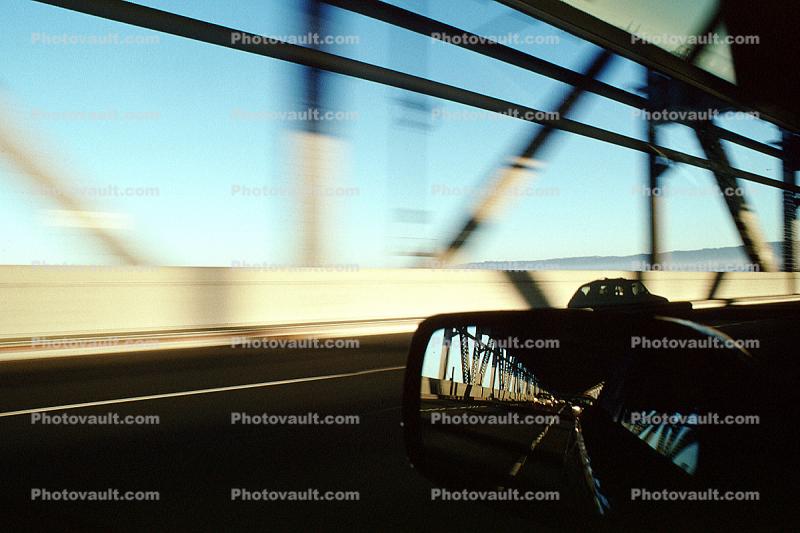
[1,303,797,530]
[1,333,549,531]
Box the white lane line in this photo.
[509,405,567,478]
[420,406,483,412]
[508,456,527,477]
[0,365,406,418]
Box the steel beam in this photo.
[300,0,325,266]
[782,131,799,272]
[694,124,777,272]
[644,71,671,270]
[470,328,484,383]
[32,1,799,195]
[436,48,614,263]
[457,327,471,385]
[322,0,781,160]
[438,328,454,380]
[498,0,800,132]
[0,107,147,265]
[488,348,498,397]
[646,119,663,269]
[324,0,642,107]
[477,339,493,385]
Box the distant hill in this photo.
[459,242,794,271]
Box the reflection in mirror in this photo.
[417,324,604,510]
[406,311,786,530]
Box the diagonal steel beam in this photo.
[470,328,483,383]
[694,123,777,272]
[434,48,613,264]
[477,338,494,385]
[0,106,147,265]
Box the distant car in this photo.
[569,394,595,414]
[535,392,555,407]
[567,278,669,309]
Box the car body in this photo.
[567,278,669,309]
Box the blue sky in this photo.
[0,0,786,267]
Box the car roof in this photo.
[588,278,634,284]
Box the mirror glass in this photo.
[417,323,602,497]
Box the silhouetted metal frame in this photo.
[331,0,791,272]
[32,0,800,195]
[322,0,782,160]
[500,0,800,133]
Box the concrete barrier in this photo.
[421,376,528,402]
[1,266,798,340]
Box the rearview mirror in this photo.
[402,309,763,529]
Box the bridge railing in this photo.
[1,266,797,341]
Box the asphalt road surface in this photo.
[1,334,550,531]
[1,304,797,531]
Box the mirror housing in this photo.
[402,309,761,528]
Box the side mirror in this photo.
[402,309,761,528]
